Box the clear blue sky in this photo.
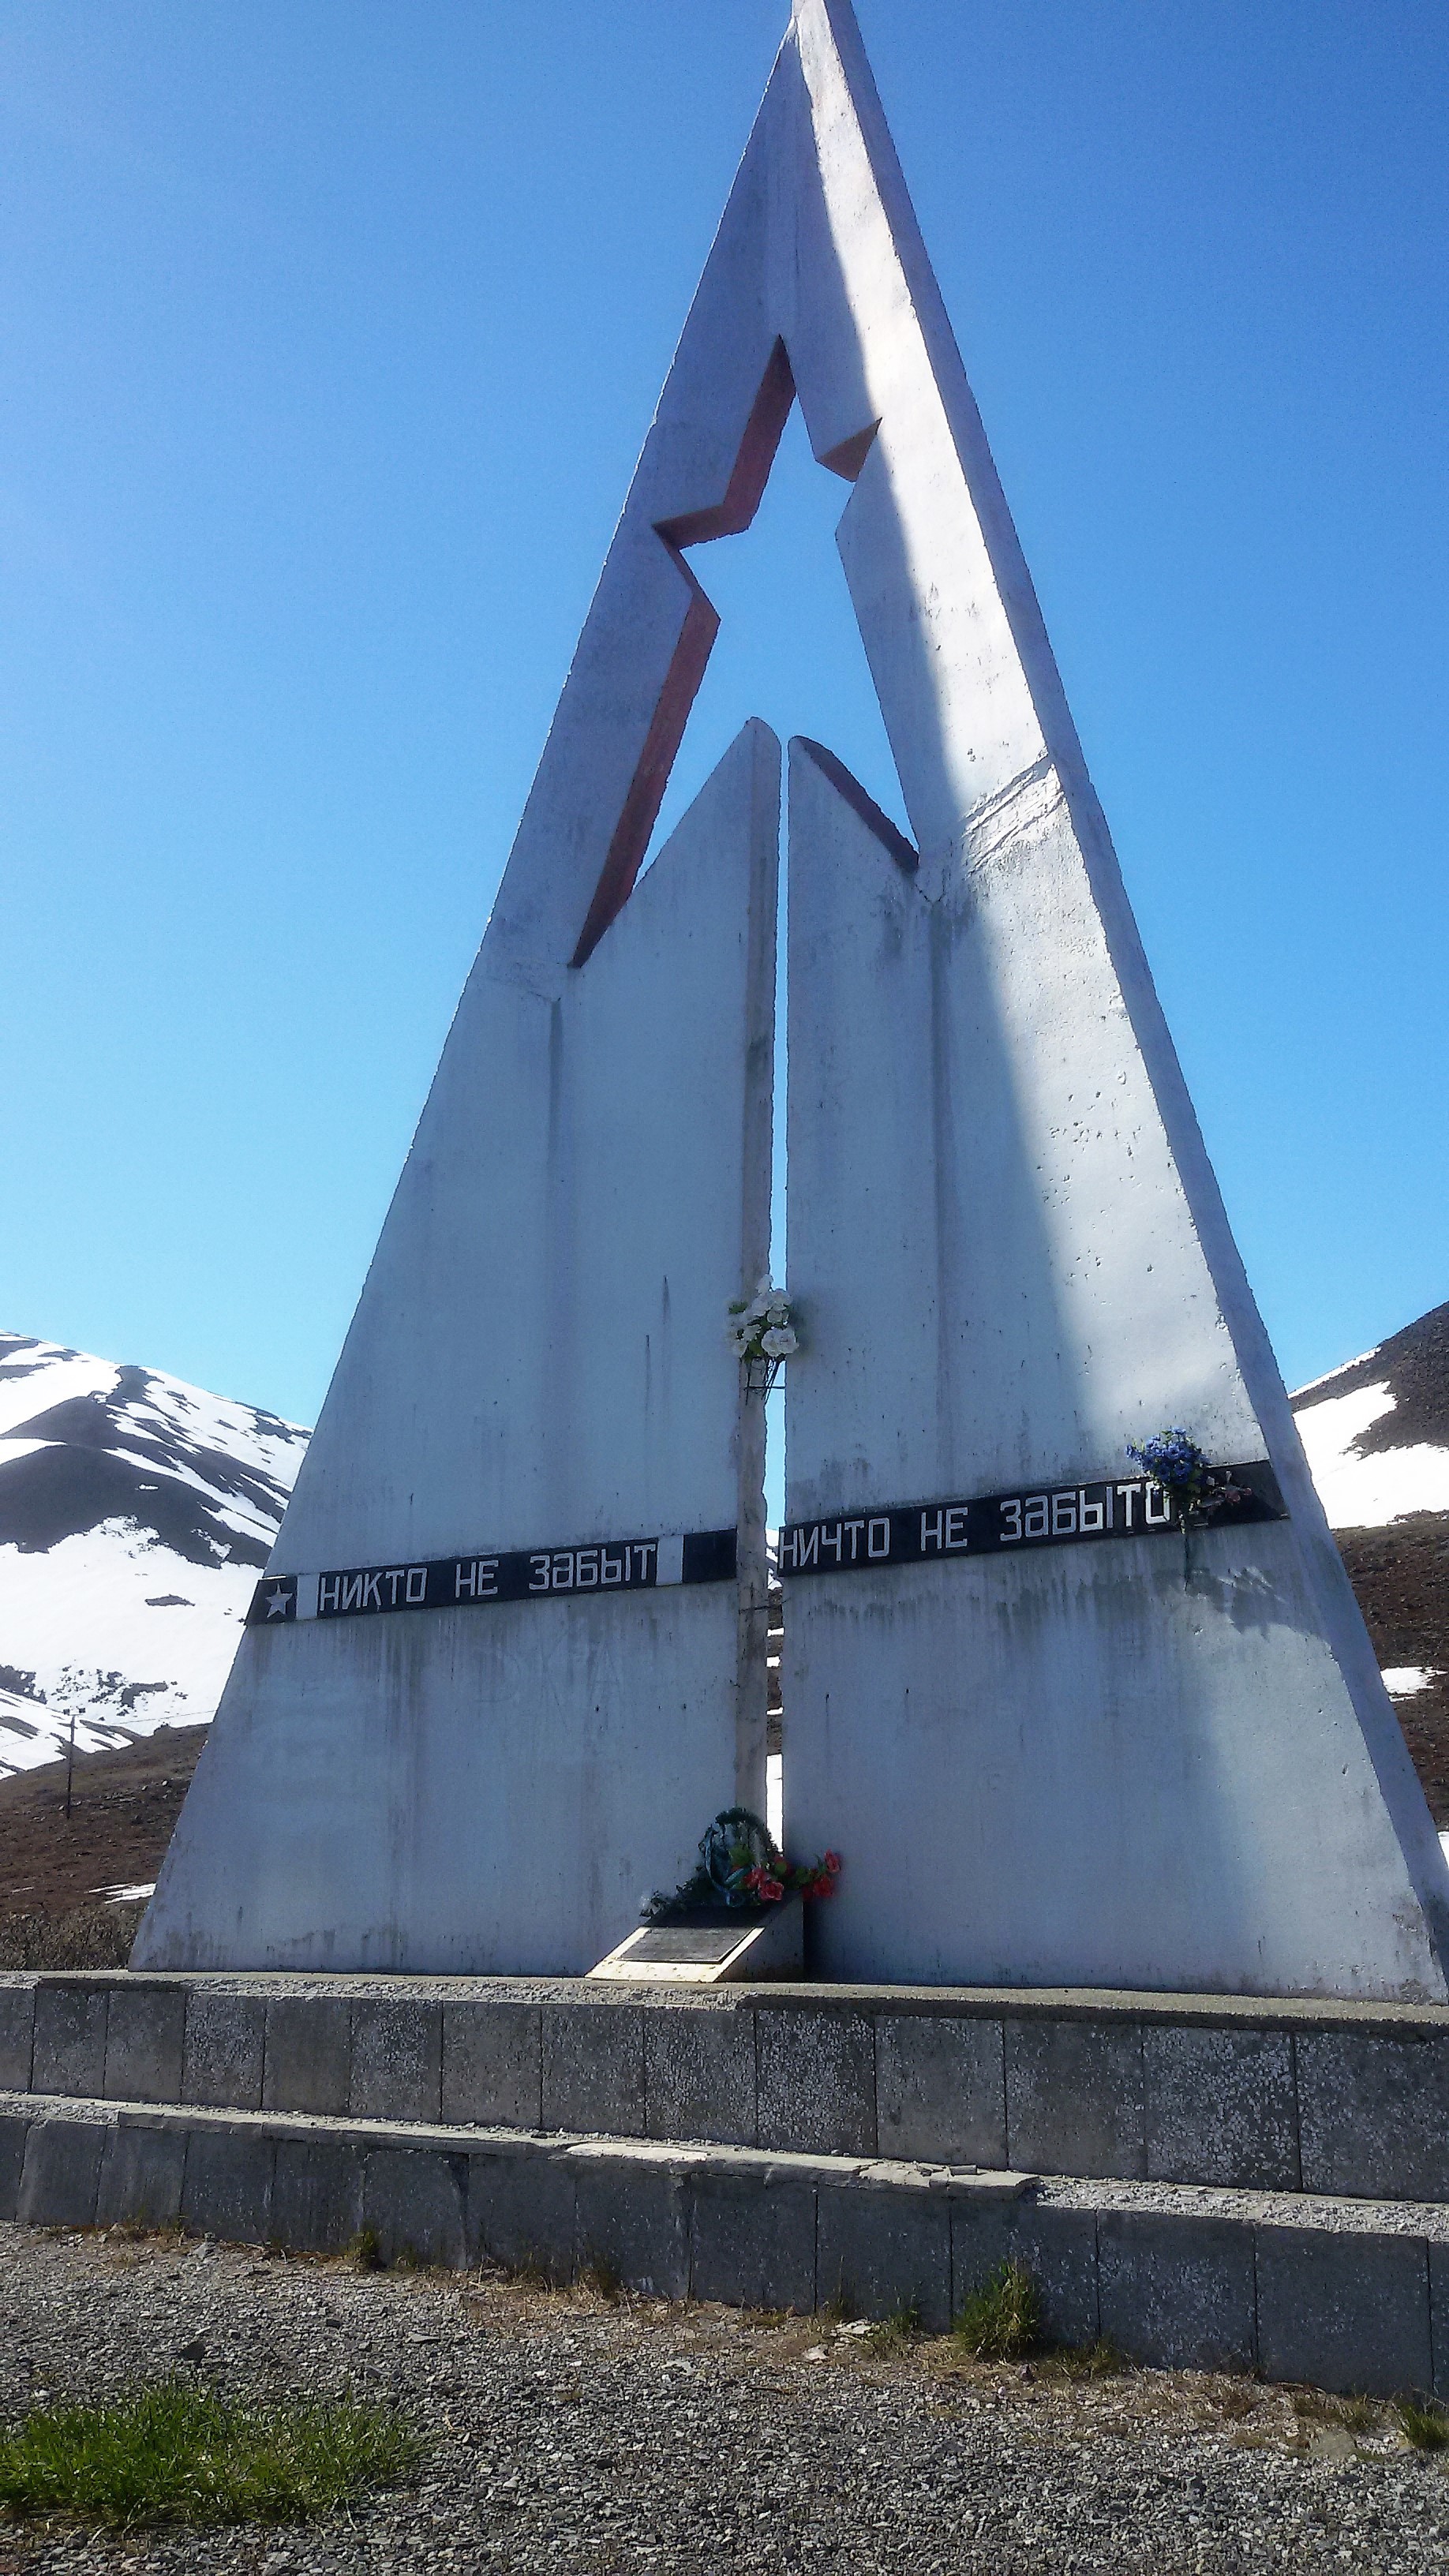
[2,0,1446,1436]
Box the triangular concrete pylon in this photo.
[784,741,1448,1998]
[139,0,1449,1994]
[766,4,1449,1998]
[137,724,779,1971]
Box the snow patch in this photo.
[1293,1381,1449,1529]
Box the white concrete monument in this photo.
[140,0,1449,1995]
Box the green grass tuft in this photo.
[953,2260,1041,2363]
[1397,2394,1449,2451]
[867,2305,921,2357]
[1044,2337,1128,2382]
[0,2378,421,2530]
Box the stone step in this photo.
[6,1969,1449,2207]
[4,2085,1449,2399]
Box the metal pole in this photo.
[64,1707,76,1819]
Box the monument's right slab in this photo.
[783,737,1449,1999]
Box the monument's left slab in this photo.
[135,723,779,1974]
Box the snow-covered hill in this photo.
[1290,1301,1449,1532]
[1290,1300,1449,1814]
[0,1334,307,1776]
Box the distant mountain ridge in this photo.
[0,1332,306,1774]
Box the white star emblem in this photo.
[265,1582,292,1619]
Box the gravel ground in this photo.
[2,2222,1449,2573]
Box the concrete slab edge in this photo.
[0,2090,1445,2397]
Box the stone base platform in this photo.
[4,1969,1449,2395]
[5,1971,1448,2200]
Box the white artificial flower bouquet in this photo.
[726,1275,799,1391]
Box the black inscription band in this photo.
[247,1527,737,1627]
[777,1462,1284,1579]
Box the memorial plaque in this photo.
[627,1925,757,1966]
[589,1898,804,1985]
